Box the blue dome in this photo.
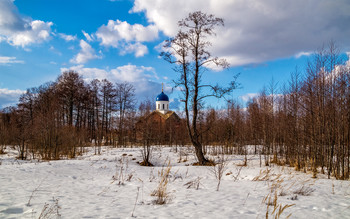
[156,92,169,101]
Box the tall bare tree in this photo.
[115,82,136,147]
[161,11,238,165]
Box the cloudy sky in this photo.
[0,0,349,109]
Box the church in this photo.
[135,85,182,144]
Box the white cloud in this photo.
[61,64,162,98]
[95,19,158,57]
[326,55,350,81]
[132,0,350,66]
[70,40,100,64]
[0,88,25,109]
[7,20,53,47]
[295,52,312,59]
[120,42,148,57]
[96,20,158,45]
[0,56,24,65]
[240,93,259,102]
[59,33,77,41]
[82,30,93,42]
[0,0,53,48]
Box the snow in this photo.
[0,146,349,218]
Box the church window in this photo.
[158,104,160,109]
[163,104,165,109]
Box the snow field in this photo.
[0,146,349,218]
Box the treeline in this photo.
[0,71,141,159]
[0,70,190,160]
[198,44,350,179]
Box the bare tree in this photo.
[115,82,136,147]
[100,79,115,145]
[161,11,238,165]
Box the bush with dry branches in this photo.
[209,156,228,191]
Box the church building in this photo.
[156,87,170,114]
[136,85,181,143]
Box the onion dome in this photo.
[156,92,169,101]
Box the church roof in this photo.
[154,110,178,120]
[156,92,169,101]
[138,110,180,123]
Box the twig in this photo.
[243,193,250,206]
[233,165,244,182]
[131,187,140,217]
[27,177,46,206]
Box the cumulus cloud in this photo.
[0,0,53,48]
[59,33,77,41]
[120,42,148,57]
[70,40,100,64]
[96,20,158,44]
[0,88,25,109]
[132,0,350,66]
[61,64,162,99]
[96,19,158,57]
[0,56,24,65]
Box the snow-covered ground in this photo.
[0,146,349,219]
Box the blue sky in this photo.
[0,0,349,109]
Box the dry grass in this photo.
[151,162,172,205]
[253,168,284,183]
[253,168,272,181]
[232,165,244,182]
[139,160,154,166]
[263,190,295,219]
[38,198,61,219]
[270,153,287,166]
[256,167,297,218]
[293,184,315,196]
[148,168,156,182]
[208,156,229,191]
[27,178,46,206]
[112,156,130,185]
[293,159,301,171]
[184,177,202,190]
[177,150,189,163]
[170,168,183,182]
[131,187,140,217]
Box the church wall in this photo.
[156,101,169,113]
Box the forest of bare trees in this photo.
[197,43,350,180]
[0,71,140,159]
[0,43,349,179]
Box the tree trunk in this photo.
[193,141,208,165]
